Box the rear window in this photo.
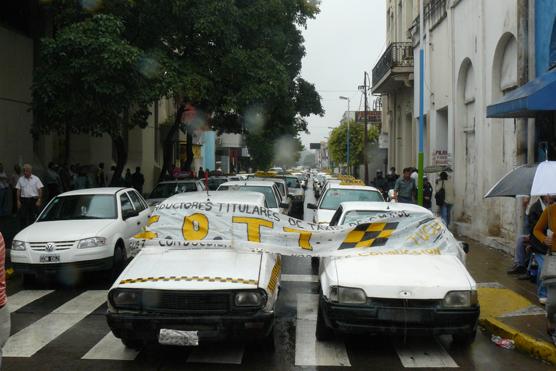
[320,189,384,210]
[150,182,198,198]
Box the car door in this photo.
[128,190,150,227]
[119,192,142,252]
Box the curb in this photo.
[6,267,13,280]
[480,317,556,365]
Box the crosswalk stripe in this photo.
[393,337,458,368]
[187,344,245,364]
[3,290,107,357]
[294,293,351,367]
[82,332,139,361]
[7,290,54,313]
[281,274,319,283]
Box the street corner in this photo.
[478,285,556,365]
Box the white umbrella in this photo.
[530,161,556,196]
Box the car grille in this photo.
[142,290,231,314]
[369,298,441,308]
[29,241,76,251]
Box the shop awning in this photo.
[487,68,556,118]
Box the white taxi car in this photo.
[307,182,384,224]
[11,188,150,280]
[106,192,280,349]
[316,202,478,345]
[217,180,289,215]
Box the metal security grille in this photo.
[29,241,76,251]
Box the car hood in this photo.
[14,219,116,242]
[316,209,335,224]
[332,255,475,299]
[113,248,262,290]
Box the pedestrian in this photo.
[0,232,10,366]
[45,161,62,203]
[74,167,91,190]
[372,170,388,199]
[423,176,433,210]
[15,164,44,229]
[394,167,417,204]
[386,166,398,191]
[96,162,107,187]
[0,164,9,217]
[437,171,455,227]
[124,168,132,187]
[131,167,145,194]
[532,196,556,304]
[198,166,204,180]
[58,163,71,192]
[9,165,21,214]
[410,167,418,181]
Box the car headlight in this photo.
[77,237,107,249]
[11,240,26,251]
[328,286,367,304]
[109,289,142,310]
[234,291,266,307]
[442,290,477,308]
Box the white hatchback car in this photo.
[11,188,150,280]
[107,191,280,349]
[217,181,289,215]
[316,202,478,345]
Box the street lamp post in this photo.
[358,73,370,185]
[339,96,350,175]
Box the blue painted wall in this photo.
[202,131,216,172]
[535,0,556,74]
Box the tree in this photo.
[328,121,379,167]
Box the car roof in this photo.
[58,187,129,196]
[327,184,380,192]
[155,180,199,185]
[162,191,265,205]
[219,180,277,188]
[339,201,433,215]
[251,177,286,184]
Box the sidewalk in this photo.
[464,236,556,365]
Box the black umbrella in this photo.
[483,164,538,198]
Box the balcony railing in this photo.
[372,42,414,87]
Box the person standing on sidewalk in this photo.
[394,168,417,204]
[0,233,11,367]
[131,167,145,194]
[9,164,21,214]
[423,176,434,210]
[533,198,556,304]
[438,171,455,227]
[16,164,44,229]
[0,164,9,217]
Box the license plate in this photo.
[158,329,199,346]
[39,254,60,263]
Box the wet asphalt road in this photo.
[2,180,554,370]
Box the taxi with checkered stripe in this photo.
[316,202,479,346]
[106,191,280,350]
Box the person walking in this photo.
[96,163,107,187]
[16,164,44,229]
[386,167,398,192]
[131,167,145,194]
[10,165,21,214]
[124,168,132,187]
[197,166,204,180]
[394,167,417,204]
[45,162,62,203]
[533,197,556,304]
[437,171,455,227]
[423,176,434,210]
[0,164,9,217]
[0,233,10,367]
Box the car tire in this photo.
[112,243,126,276]
[121,337,143,350]
[316,301,333,341]
[452,329,476,345]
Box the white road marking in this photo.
[393,337,458,368]
[187,344,244,364]
[82,332,139,361]
[7,290,54,313]
[3,290,107,357]
[281,274,319,283]
[294,293,351,367]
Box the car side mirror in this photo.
[280,202,289,209]
[307,203,317,210]
[461,242,470,254]
[123,209,139,220]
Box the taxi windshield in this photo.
[320,189,383,210]
[342,210,390,225]
[150,182,197,198]
[38,194,117,221]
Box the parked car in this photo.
[316,201,478,345]
[217,181,289,215]
[146,179,206,207]
[11,188,150,281]
[106,191,280,349]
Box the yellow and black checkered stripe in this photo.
[339,222,399,250]
[119,275,258,285]
[267,256,282,294]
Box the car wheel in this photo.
[452,329,476,345]
[112,243,126,276]
[121,337,143,350]
[316,300,333,341]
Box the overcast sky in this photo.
[299,0,386,148]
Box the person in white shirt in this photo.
[16,164,44,229]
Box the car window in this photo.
[38,194,117,221]
[285,176,300,188]
[176,182,198,193]
[238,186,278,208]
[128,191,146,211]
[120,193,134,215]
[319,189,384,210]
